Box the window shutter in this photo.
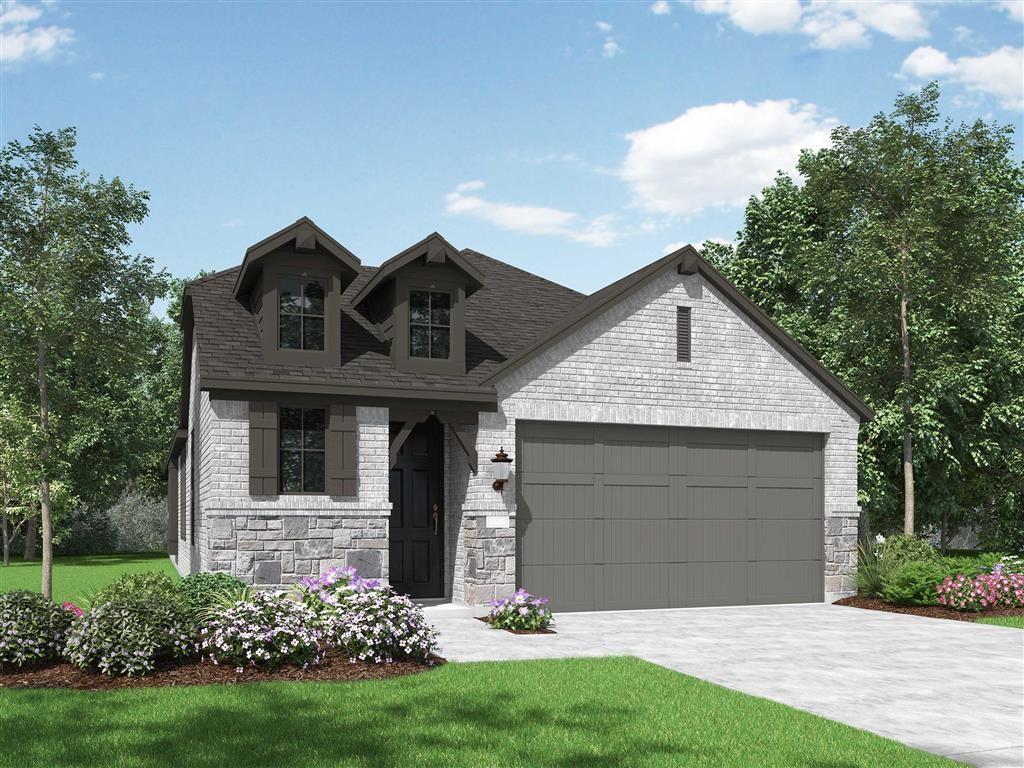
[677,306,692,362]
[326,403,358,496]
[166,462,179,556]
[249,400,279,496]
[178,454,186,539]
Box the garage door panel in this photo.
[668,519,748,563]
[670,562,748,608]
[752,437,820,478]
[686,484,748,520]
[516,422,823,613]
[521,564,596,613]
[749,561,822,604]
[603,563,669,610]
[519,519,598,566]
[752,485,819,520]
[751,519,821,561]
[519,482,594,521]
[604,519,668,563]
[603,483,669,520]
[602,436,667,479]
[686,442,749,477]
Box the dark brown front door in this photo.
[389,419,444,598]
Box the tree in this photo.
[0,401,35,566]
[706,84,1024,541]
[0,126,168,598]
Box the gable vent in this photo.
[677,306,692,362]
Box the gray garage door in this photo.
[516,422,823,612]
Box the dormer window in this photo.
[409,289,451,359]
[279,278,325,351]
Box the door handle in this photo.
[432,504,439,536]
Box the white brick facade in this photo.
[456,270,861,603]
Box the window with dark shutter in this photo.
[279,406,327,494]
[167,461,179,556]
[249,400,279,496]
[178,454,186,540]
[677,306,692,362]
[326,403,358,496]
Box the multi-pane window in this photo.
[279,407,326,493]
[409,290,451,359]
[279,279,325,351]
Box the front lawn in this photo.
[0,554,177,604]
[977,615,1024,629]
[0,657,954,768]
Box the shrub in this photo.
[877,535,939,568]
[200,591,322,670]
[177,572,247,613]
[488,589,553,631]
[881,560,948,605]
[324,587,437,663]
[89,571,180,607]
[937,566,1024,612]
[0,591,73,668]
[295,566,381,615]
[63,597,196,676]
[857,543,895,597]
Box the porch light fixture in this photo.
[491,447,513,492]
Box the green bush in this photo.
[0,591,73,668]
[88,571,180,607]
[857,544,895,597]
[176,572,246,613]
[877,535,939,567]
[63,597,196,676]
[881,560,947,605]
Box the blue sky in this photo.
[2,1,1022,300]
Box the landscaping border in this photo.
[835,595,1024,623]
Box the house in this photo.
[165,217,872,611]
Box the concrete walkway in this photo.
[424,602,1024,767]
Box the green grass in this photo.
[0,553,178,604]
[977,615,1024,629]
[0,657,954,768]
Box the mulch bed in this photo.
[475,616,556,634]
[835,595,1024,623]
[0,652,444,691]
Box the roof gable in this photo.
[479,244,873,421]
[233,217,361,299]
[350,232,485,308]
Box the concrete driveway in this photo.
[424,602,1024,767]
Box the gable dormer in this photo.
[352,233,485,376]
[234,217,361,368]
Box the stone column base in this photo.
[824,510,860,602]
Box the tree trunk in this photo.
[899,277,915,537]
[23,515,37,560]
[37,334,54,600]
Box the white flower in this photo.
[874,534,886,544]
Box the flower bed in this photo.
[0,567,443,686]
[485,589,554,633]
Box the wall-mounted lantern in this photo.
[491,447,513,492]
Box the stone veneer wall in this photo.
[194,401,392,587]
[454,269,863,604]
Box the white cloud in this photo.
[693,0,801,34]
[621,99,837,216]
[602,37,622,58]
[901,45,1023,110]
[663,241,688,255]
[0,0,73,64]
[687,0,929,49]
[650,0,671,15]
[88,70,104,80]
[445,181,619,247]
[595,20,612,32]
[995,1,1023,22]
